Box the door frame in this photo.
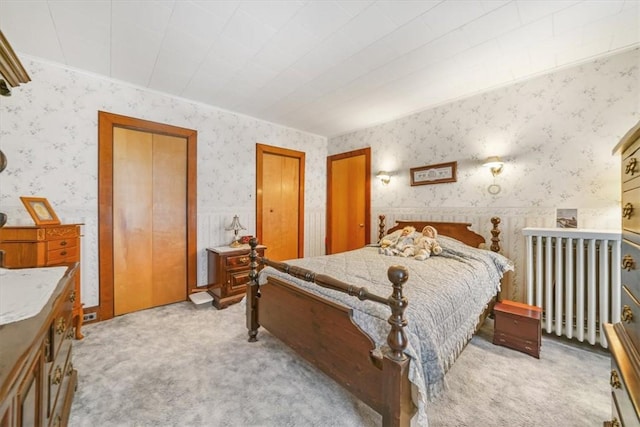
[256,143,305,259]
[97,111,197,321]
[326,147,371,254]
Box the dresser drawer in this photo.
[494,311,540,341]
[611,356,640,426]
[621,286,640,352]
[47,237,77,252]
[49,289,74,363]
[493,331,539,358]
[47,245,79,264]
[623,186,640,234]
[48,343,73,419]
[622,240,640,299]
[44,225,80,240]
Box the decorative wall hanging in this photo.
[410,161,457,186]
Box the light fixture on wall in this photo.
[483,156,504,195]
[225,215,246,247]
[376,171,392,185]
[483,156,504,177]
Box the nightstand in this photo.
[206,244,266,309]
[493,300,542,358]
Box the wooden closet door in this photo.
[326,148,371,254]
[256,143,305,262]
[113,128,187,315]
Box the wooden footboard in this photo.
[246,239,416,426]
[246,217,504,426]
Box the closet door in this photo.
[112,128,187,315]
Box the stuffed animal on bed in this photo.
[413,225,443,260]
[379,226,417,256]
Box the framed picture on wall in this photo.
[410,161,457,186]
[20,196,61,225]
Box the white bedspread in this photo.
[259,236,513,426]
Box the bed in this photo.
[246,216,513,426]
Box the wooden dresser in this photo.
[0,224,84,339]
[606,120,640,427]
[207,245,266,309]
[0,264,79,427]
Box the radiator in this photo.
[522,228,621,348]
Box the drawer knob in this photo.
[623,203,634,219]
[610,369,621,389]
[623,254,636,271]
[67,362,74,376]
[52,366,63,385]
[239,256,249,264]
[60,250,67,256]
[610,417,621,427]
[622,305,634,323]
[69,290,76,303]
[60,240,68,246]
[56,317,66,335]
[626,157,637,175]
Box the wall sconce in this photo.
[225,215,246,247]
[376,171,392,185]
[483,156,504,177]
[483,156,504,195]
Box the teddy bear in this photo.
[379,225,417,256]
[413,225,443,260]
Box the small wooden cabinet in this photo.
[493,300,542,358]
[0,264,79,427]
[0,224,84,339]
[207,245,266,309]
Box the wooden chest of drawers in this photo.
[493,300,541,358]
[0,264,79,427]
[0,224,84,339]
[207,245,266,309]
[607,120,640,427]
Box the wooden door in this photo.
[112,129,187,315]
[256,144,305,261]
[98,111,197,320]
[327,148,371,254]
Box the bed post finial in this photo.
[490,217,501,253]
[247,237,260,342]
[386,265,409,361]
[378,214,386,241]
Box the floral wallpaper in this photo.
[330,47,639,300]
[331,47,639,217]
[0,58,327,307]
[1,47,638,309]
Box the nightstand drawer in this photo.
[621,286,640,352]
[622,240,640,299]
[226,253,251,269]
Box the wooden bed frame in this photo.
[246,216,503,426]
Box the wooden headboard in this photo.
[379,215,502,252]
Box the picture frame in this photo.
[410,161,457,186]
[20,196,61,225]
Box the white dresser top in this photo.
[0,266,68,325]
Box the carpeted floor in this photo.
[68,300,609,427]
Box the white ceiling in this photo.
[1,0,638,137]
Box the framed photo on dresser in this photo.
[20,196,61,225]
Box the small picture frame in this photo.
[20,196,61,225]
[410,161,457,186]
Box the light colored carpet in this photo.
[69,300,610,427]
